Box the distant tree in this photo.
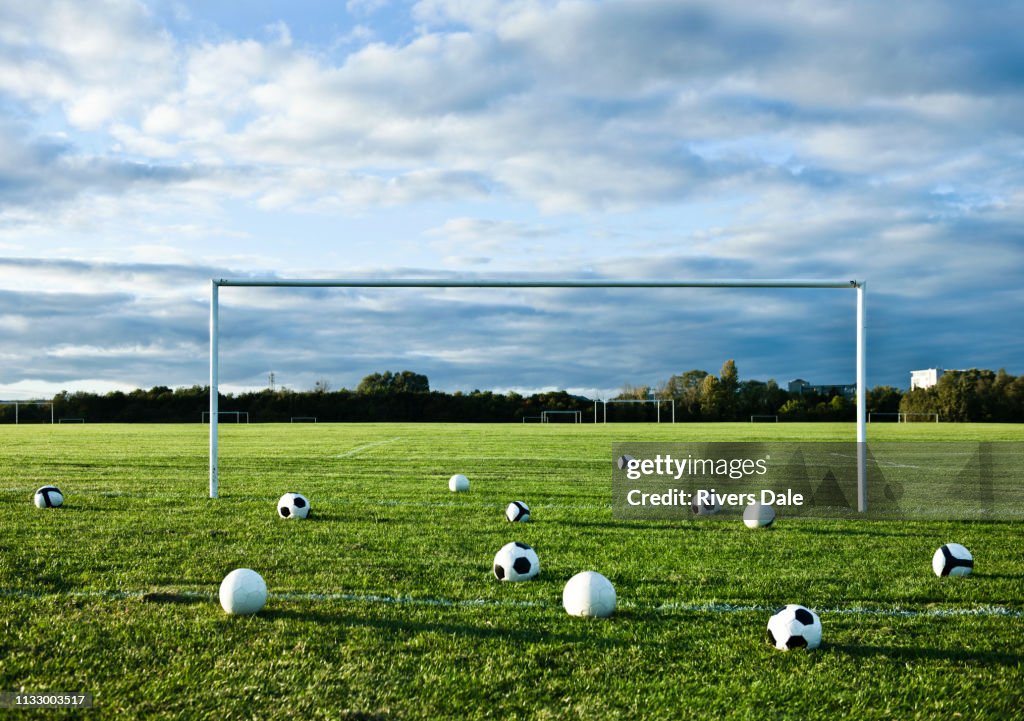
[867,385,902,414]
[899,388,939,418]
[828,394,850,420]
[615,383,650,400]
[661,369,709,419]
[718,359,739,420]
[699,374,722,420]
[357,370,430,394]
[778,398,806,420]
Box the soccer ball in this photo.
[563,571,616,618]
[743,502,775,528]
[932,543,973,577]
[493,541,539,581]
[691,492,721,516]
[505,501,530,523]
[33,485,64,509]
[767,604,822,651]
[219,568,268,615]
[616,454,635,470]
[277,492,310,519]
[449,474,470,492]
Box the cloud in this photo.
[4,0,1022,215]
[0,0,177,127]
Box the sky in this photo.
[0,0,1022,401]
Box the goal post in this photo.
[541,409,582,423]
[0,400,54,424]
[201,410,249,424]
[900,412,940,423]
[209,278,867,510]
[598,397,671,426]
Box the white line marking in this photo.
[335,437,403,458]
[828,452,925,470]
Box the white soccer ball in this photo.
[493,541,540,581]
[449,474,470,492]
[563,571,616,618]
[219,568,268,615]
[767,604,822,651]
[33,485,64,509]
[743,502,775,528]
[505,501,530,523]
[932,543,974,577]
[616,454,635,470]
[691,492,721,516]
[277,492,310,519]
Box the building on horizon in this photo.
[910,368,944,390]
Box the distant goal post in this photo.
[750,415,779,423]
[0,400,54,424]
[209,277,867,510]
[201,411,249,424]
[868,412,940,423]
[541,410,582,423]
[601,398,675,423]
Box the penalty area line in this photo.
[335,436,403,459]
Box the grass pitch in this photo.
[1,422,1022,719]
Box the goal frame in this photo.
[209,278,867,510]
[900,412,940,423]
[601,398,675,423]
[201,410,249,424]
[0,400,54,424]
[541,409,582,423]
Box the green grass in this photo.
[1,422,1022,719]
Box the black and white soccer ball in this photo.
[505,501,530,523]
[691,492,721,516]
[932,543,973,577]
[493,541,540,581]
[33,485,64,509]
[616,454,635,470]
[277,492,310,519]
[767,604,822,651]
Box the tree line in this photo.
[2,365,1021,423]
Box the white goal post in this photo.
[201,410,249,424]
[869,412,940,423]
[1,400,54,424]
[900,412,940,423]
[209,278,867,510]
[602,398,675,423]
[541,409,582,423]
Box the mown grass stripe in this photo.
[2,586,1020,618]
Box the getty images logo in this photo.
[616,452,769,480]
